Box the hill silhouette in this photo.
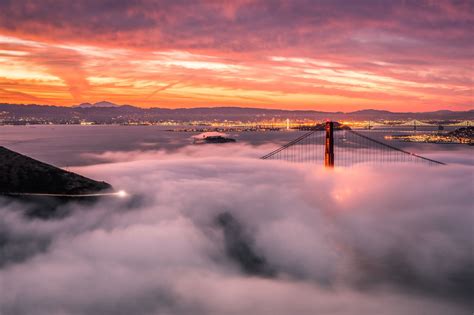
[0,146,111,195]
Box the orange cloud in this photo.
[0,1,472,111]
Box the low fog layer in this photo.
[1,144,473,315]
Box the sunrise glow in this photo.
[0,1,472,111]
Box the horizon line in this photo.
[1,102,472,114]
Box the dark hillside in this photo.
[0,146,111,194]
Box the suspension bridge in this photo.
[261,121,445,167]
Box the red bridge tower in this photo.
[325,121,334,168]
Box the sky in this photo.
[0,0,472,111]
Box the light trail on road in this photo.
[1,190,128,198]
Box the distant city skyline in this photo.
[0,1,472,111]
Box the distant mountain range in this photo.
[73,101,121,108]
[0,102,472,124]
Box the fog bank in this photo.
[1,146,472,315]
